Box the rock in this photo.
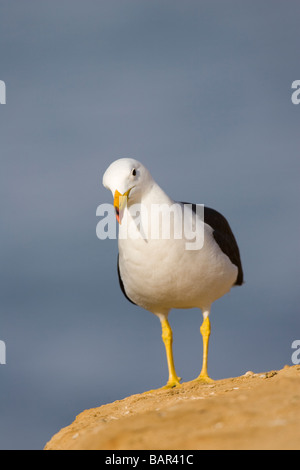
[45,366,300,451]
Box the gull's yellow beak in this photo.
[114,189,131,224]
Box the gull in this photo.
[103,158,243,387]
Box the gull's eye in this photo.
[131,168,136,176]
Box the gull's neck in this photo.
[119,181,175,242]
[140,181,174,207]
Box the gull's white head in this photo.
[103,158,154,223]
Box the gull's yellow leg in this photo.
[160,318,181,388]
[196,316,214,383]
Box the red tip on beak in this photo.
[114,189,130,224]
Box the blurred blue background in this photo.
[0,0,299,449]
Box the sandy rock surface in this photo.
[45,365,300,450]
